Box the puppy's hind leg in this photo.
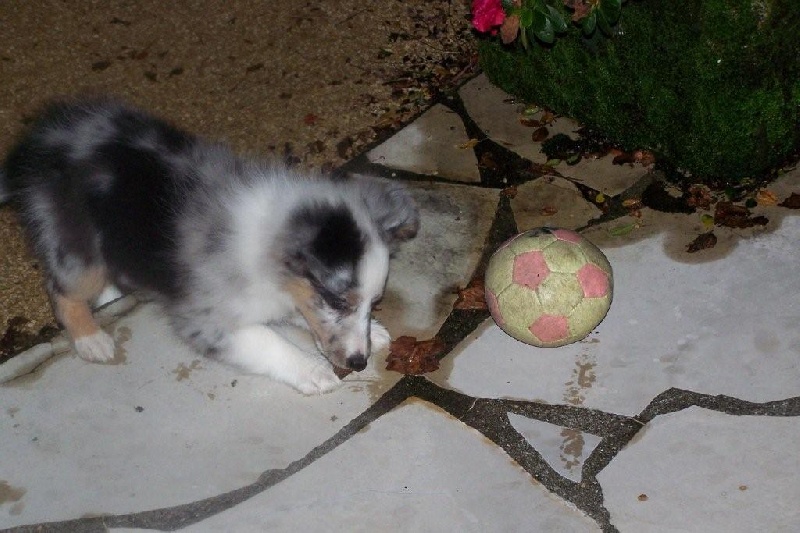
[51,268,116,363]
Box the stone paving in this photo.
[1,74,799,532]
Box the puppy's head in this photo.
[281,178,418,371]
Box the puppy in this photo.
[1,98,418,394]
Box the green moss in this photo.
[479,0,800,183]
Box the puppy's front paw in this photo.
[370,320,392,354]
[294,363,342,395]
[74,330,116,362]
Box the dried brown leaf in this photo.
[386,336,445,375]
[501,185,518,199]
[612,152,636,165]
[634,150,657,167]
[519,117,543,128]
[686,232,717,253]
[458,138,479,150]
[779,192,800,209]
[755,189,779,206]
[687,185,713,210]
[539,111,555,124]
[714,202,768,228]
[453,278,487,311]
[531,126,549,143]
[622,198,642,209]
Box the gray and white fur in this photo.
[1,97,419,394]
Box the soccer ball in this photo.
[484,228,613,347]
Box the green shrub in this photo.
[479,0,800,184]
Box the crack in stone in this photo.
[7,368,800,532]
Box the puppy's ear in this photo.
[283,203,364,295]
[351,175,419,247]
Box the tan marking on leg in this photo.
[70,266,108,301]
[53,294,100,339]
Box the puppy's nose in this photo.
[346,353,368,372]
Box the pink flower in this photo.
[472,0,506,33]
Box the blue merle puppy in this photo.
[1,98,419,394]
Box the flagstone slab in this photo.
[0,303,400,529]
[557,156,651,197]
[598,407,800,531]
[508,414,602,483]
[367,104,480,182]
[430,214,800,415]
[510,177,601,231]
[185,400,601,532]
[459,74,579,164]
[374,182,498,339]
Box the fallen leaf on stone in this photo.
[609,222,637,237]
[519,117,543,128]
[701,213,714,228]
[595,193,606,204]
[540,205,558,216]
[522,105,540,116]
[540,111,555,124]
[386,336,445,375]
[755,189,778,206]
[501,185,518,198]
[612,151,636,165]
[686,232,717,253]
[622,198,642,210]
[687,185,713,210]
[714,202,768,228]
[779,192,800,209]
[634,150,656,166]
[531,126,549,142]
[458,138,479,150]
[453,278,487,310]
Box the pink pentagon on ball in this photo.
[485,289,504,327]
[577,263,610,298]
[552,228,583,244]
[529,314,570,343]
[512,250,550,291]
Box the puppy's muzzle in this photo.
[346,353,368,372]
